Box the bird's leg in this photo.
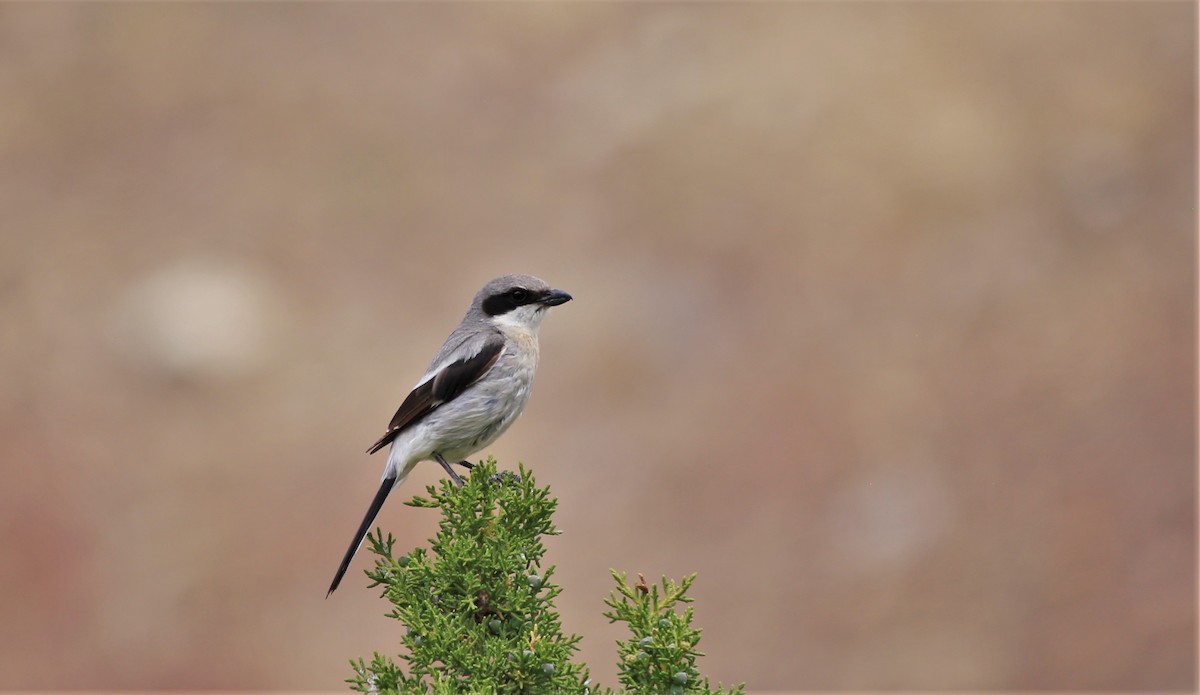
[433,452,466,487]
[455,460,475,470]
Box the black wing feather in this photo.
[365,337,503,455]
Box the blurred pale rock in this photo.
[829,465,952,575]
[108,259,283,380]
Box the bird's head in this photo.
[474,274,572,333]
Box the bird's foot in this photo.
[434,453,466,487]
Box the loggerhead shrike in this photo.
[327,274,572,596]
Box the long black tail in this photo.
[327,477,395,597]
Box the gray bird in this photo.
[327,274,572,596]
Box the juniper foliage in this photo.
[604,572,744,695]
[346,458,742,695]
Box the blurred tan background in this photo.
[0,2,1194,691]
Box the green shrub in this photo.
[345,458,743,695]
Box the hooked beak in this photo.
[539,289,573,307]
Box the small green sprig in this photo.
[604,572,744,695]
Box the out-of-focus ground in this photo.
[0,3,1194,691]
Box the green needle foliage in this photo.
[604,573,742,695]
[346,458,742,695]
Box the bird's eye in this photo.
[510,288,528,302]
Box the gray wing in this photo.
[365,333,504,455]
